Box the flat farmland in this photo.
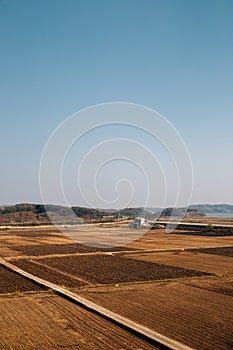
[125,250,233,275]
[0,292,157,350]
[10,259,88,288]
[0,227,71,258]
[183,276,233,296]
[15,255,212,285]
[189,246,233,257]
[127,230,233,250]
[79,281,233,350]
[0,264,44,294]
[182,217,233,225]
[2,224,233,251]
[10,243,135,257]
[1,224,233,349]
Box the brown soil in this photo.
[2,226,233,252]
[127,230,233,250]
[189,246,233,257]
[0,292,156,350]
[182,217,233,225]
[125,251,233,275]
[11,243,135,256]
[79,281,233,350]
[35,255,212,284]
[8,231,62,238]
[172,227,233,236]
[0,265,44,294]
[1,225,233,349]
[182,276,233,296]
[0,228,72,254]
[11,259,88,288]
[11,243,96,255]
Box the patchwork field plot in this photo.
[189,246,233,257]
[183,277,233,296]
[0,265,44,294]
[29,255,212,284]
[170,227,233,236]
[128,230,233,250]
[8,231,62,238]
[11,243,136,256]
[0,292,157,350]
[125,250,233,275]
[1,225,233,349]
[11,259,87,288]
[79,281,233,350]
[11,243,96,255]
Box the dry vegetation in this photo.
[0,223,233,349]
[0,292,156,350]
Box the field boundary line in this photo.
[0,258,194,350]
[27,258,93,285]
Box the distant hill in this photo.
[160,207,206,218]
[147,204,233,216]
[1,203,232,225]
[189,204,233,214]
[0,204,69,225]
[0,204,145,225]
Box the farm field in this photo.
[0,291,157,350]
[0,224,233,349]
[7,259,88,288]
[10,242,135,257]
[125,250,233,275]
[188,246,233,257]
[0,265,44,294]
[127,229,233,250]
[1,224,233,257]
[78,281,233,350]
[12,254,211,285]
[181,217,233,225]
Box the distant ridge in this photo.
[189,204,233,214]
[160,207,206,218]
[0,203,146,225]
[147,204,233,215]
[0,203,232,225]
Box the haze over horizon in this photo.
[0,0,233,208]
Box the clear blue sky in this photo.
[0,0,232,206]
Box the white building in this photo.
[130,217,146,228]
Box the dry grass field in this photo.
[78,281,233,350]
[0,291,157,350]
[0,222,233,349]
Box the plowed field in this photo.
[189,246,233,257]
[11,243,135,256]
[11,259,88,288]
[0,292,157,350]
[125,250,233,275]
[0,265,44,294]
[79,281,233,350]
[27,255,212,284]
